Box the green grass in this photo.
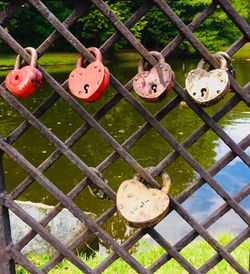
[16,233,249,274]
[0,42,249,71]
[232,43,250,59]
[0,52,79,69]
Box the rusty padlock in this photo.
[5,47,43,99]
[133,51,174,102]
[68,47,110,102]
[185,53,230,107]
[116,169,171,228]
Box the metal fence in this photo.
[0,0,249,273]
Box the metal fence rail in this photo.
[0,0,249,273]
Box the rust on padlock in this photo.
[133,51,174,102]
[5,47,43,98]
[68,47,110,102]
[185,53,230,107]
[116,168,171,228]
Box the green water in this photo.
[0,57,249,243]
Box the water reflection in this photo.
[0,57,249,243]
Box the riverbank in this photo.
[16,233,249,273]
[0,43,249,70]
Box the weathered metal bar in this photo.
[7,92,60,143]
[106,76,250,225]
[12,85,246,256]
[7,1,92,143]
[75,2,250,167]
[0,0,22,24]
[215,0,250,39]
[0,1,248,273]
[148,184,250,272]
[37,1,91,56]
[1,28,248,232]
[85,0,158,64]
[0,139,148,273]
[0,30,158,186]
[162,2,216,57]
[227,36,248,57]
[10,0,218,199]
[148,228,199,274]
[11,95,178,200]
[93,0,250,107]
[171,197,249,273]
[199,227,250,273]
[6,1,151,146]
[9,246,44,274]
[97,183,249,273]
[0,149,15,274]
[10,1,249,172]
[43,205,117,272]
[175,134,250,204]
[100,1,153,53]
[172,81,250,166]
[13,2,249,226]
[10,93,122,199]
[3,195,93,273]
[17,134,250,272]
[95,138,250,272]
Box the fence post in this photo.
[0,148,15,274]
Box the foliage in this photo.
[77,1,147,50]
[16,234,249,273]
[0,0,249,54]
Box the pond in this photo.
[0,55,249,246]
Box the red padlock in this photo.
[68,47,110,102]
[133,51,174,102]
[5,47,43,99]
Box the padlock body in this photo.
[5,66,43,98]
[185,68,229,107]
[85,67,110,102]
[133,63,174,102]
[68,60,108,102]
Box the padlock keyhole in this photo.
[151,84,157,93]
[84,84,89,94]
[200,88,207,97]
[15,75,19,80]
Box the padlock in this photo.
[68,47,110,102]
[116,169,171,228]
[5,47,43,99]
[185,53,230,107]
[133,51,174,102]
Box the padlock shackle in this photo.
[138,51,165,73]
[133,167,171,195]
[14,47,38,69]
[197,58,206,70]
[88,47,103,62]
[214,51,231,69]
[76,47,103,68]
[197,54,228,71]
[160,170,171,195]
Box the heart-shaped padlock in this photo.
[68,47,110,102]
[133,51,174,102]
[116,169,171,228]
[185,53,230,107]
[5,47,43,99]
